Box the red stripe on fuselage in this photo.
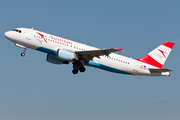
[136,54,163,68]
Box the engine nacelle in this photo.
[57,49,78,61]
[46,54,62,64]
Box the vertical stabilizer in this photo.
[137,41,175,68]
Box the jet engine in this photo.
[56,49,78,61]
[46,54,62,64]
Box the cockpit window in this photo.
[13,29,22,33]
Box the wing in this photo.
[75,48,122,61]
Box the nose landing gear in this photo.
[21,53,25,57]
[21,48,27,57]
[15,44,27,57]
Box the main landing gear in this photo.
[72,61,86,74]
[21,48,27,57]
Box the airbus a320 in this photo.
[4,28,175,76]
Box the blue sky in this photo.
[0,0,180,120]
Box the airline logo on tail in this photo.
[158,49,166,58]
[137,41,175,68]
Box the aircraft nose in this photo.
[4,31,11,39]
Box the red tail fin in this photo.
[136,41,175,68]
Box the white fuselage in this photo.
[4,28,172,76]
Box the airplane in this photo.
[4,28,175,76]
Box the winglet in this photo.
[118,48,123,53]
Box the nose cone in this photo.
[4,31,11,39]
[4,31,15,42]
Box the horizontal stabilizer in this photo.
[149,69,173,73]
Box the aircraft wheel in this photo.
[21,53,25,57]
[72,69,78,74]
[79,67,86,72]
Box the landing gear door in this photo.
[26,30,32,40]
